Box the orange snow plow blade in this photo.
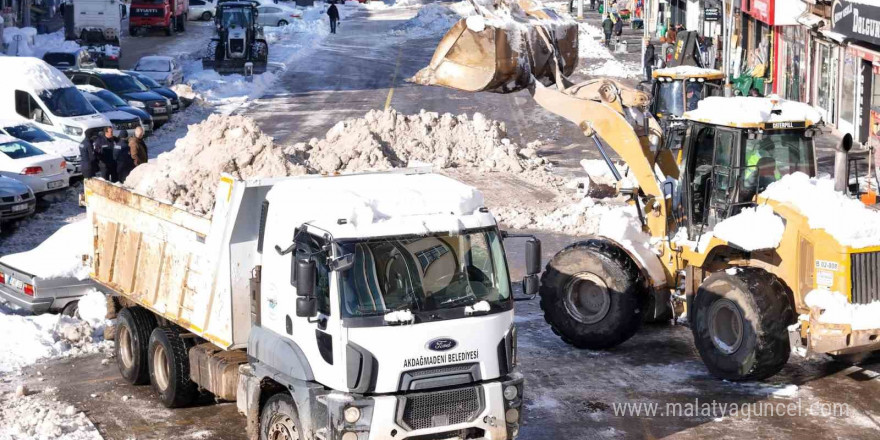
[410,0,578,93]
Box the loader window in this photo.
[742,130,815,198]
[687,126,740,235]
[654,81,684,116]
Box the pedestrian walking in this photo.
[115,130,136,184]
[93,126,118,182]
[613,14,623,40]
[644,40,655,82]
[327,2,340,34]
[602,15,613,47]
[78,136,98,179]
[590,0,596,10]
[129,126,148,168]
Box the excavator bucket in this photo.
[411,0,579,93]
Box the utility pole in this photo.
[22,0,31,28]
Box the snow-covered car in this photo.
[132,55,183,86]
[0,135,70,195]
[42,48,98,72]
[188,0,216,21]
[77,85,154,135]
[256,4,302,27]
[0,175,35,223]
[0,119,83,176]
[79,90,143,135]
[125,70,181,112]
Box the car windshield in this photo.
[102,74,149,94]
[3,123,54,143]
[655,81,683,116]
[130,72,161,88]
[339,229,511,319]
[95,89,128,107]
[0,140,45,159]
[135,59,170,72]
[38,87,96,117]
[745,130,816,194]
[84,93,115,113]
[43,53,76,66]
[223,8,253,28]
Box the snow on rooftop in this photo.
[761,172,880,248]
[653,65,723,77]
[684,96,823,126]
[0,220,91,280]
[265,172,494,238]
[0,57,73,91]
[75,84,104,94]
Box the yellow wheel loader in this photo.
[649,66,724,124]
[413,4,880,381]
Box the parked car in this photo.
[42,48,97,72]
[0,119,82,176]
[80,90,143,134]
[0,58,111,143]
[0,175,35,223]
[188,0,215,21]
[77,85,154,135]
[0,135,70,195]
[65,69,172,126]
[132,55,183,86]
[256,3,302,27]
[125,70,181,112]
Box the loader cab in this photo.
[650,68,724,124]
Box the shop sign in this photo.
[705,7,721,22]
[832,0,880,47]
[742,0,772,24]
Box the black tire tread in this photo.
[149,326,198,408]
[116,307,157,385]
[259,393,301,440]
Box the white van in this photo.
[0,57,110,143]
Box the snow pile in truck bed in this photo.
[125,114,307,215]
[712,205,785,251]
[761,172,880,248]
[804,289,880,331]
[0,220,90,280]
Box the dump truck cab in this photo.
[650,66,724,124]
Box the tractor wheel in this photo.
[539,239,647,350]
[692,268,793,381]
[201,11,212,21]
[259,393,302,440]
[148,327,198,408]
[278,20,289,27]
[115,307,158,385]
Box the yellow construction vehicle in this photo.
[413,8,880,380]
[649,66,724,123]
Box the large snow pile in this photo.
[712,205,785,251]
[390,3,469,37]
[0,388,101,439]
[4,28,81,58]
[0,290,109,374]
[804,290,880,331]
[761,172,880,248]
[125,114,307,215]
[0,220,90,280]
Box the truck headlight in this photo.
[505,408,520,424]
[343,406,361,424]
[127,100,146,108]
[63,125,83,136]
[503,385,518,401]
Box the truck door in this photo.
[684,124,739,239]
[293,231,336,368]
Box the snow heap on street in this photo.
[712,205,785,251]
[125,114,307,215]
[4,28,81,58]
[391,2,474,37]
[0,387,102,440]
[0,220,91,280]
[685,96,824,126]
[0,290,110,374]
[761,172,880,248]
[576,22,640,79]
[804,289,880,331]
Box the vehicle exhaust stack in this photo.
[834,133,853,194]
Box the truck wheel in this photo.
[115,307,157,385]
[278,20,288,26]
[539,240,646,350]
[692,268,793,381]
[201,11,212,21]
[148,327,197,408]
[259,393,301,440]
[61,300,79,318]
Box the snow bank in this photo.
[804,289,880,331]
[390,3,471,37]
[0,220,90,280]
[686,96,824,126]
[125,114,307,215]
[0,388,101,439]
[761,172,880,248]
[580,59,642,79]
[712,205,785,251]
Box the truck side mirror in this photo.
[295,259,315,297]
[520,275,539,299]
[525,238,541,276]
[296,297,316,317]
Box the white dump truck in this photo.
[84,168,539,440]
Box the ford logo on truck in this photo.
[427,338,457,351]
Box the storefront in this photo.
[812,36,840,123]
[736,0,807,94]
[778,25,809,101]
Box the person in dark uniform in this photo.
[327,2,340,34]
[92,126,118,182]
[115,130,136,183]
[644,40,655,82]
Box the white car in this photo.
[256,4,302,27]
[0,119,82,176]
[132,56,183,87]
[188,0,216,21]
[0,135,70,195]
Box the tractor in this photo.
[202,0,268,75]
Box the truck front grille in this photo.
[398,386,483,431]
[851,251,880,304]
[230,39,245,53]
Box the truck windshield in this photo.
[655,81,683,116]
[38,87,96,117]
[338,229,511,319]
[3,123,53,143]
[745,130,816,194]
[103,75,149,94]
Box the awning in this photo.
[819,29,848,44]
[796,12,827,30]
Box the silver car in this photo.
[256,4,302,27]
[0,175,35,223]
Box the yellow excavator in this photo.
[413,1,880,380]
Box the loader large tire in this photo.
[259,393,301,440]
[148,327,197,408]
[692,268,793,381]
[115,307,157,385]
[539,240,647,349]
